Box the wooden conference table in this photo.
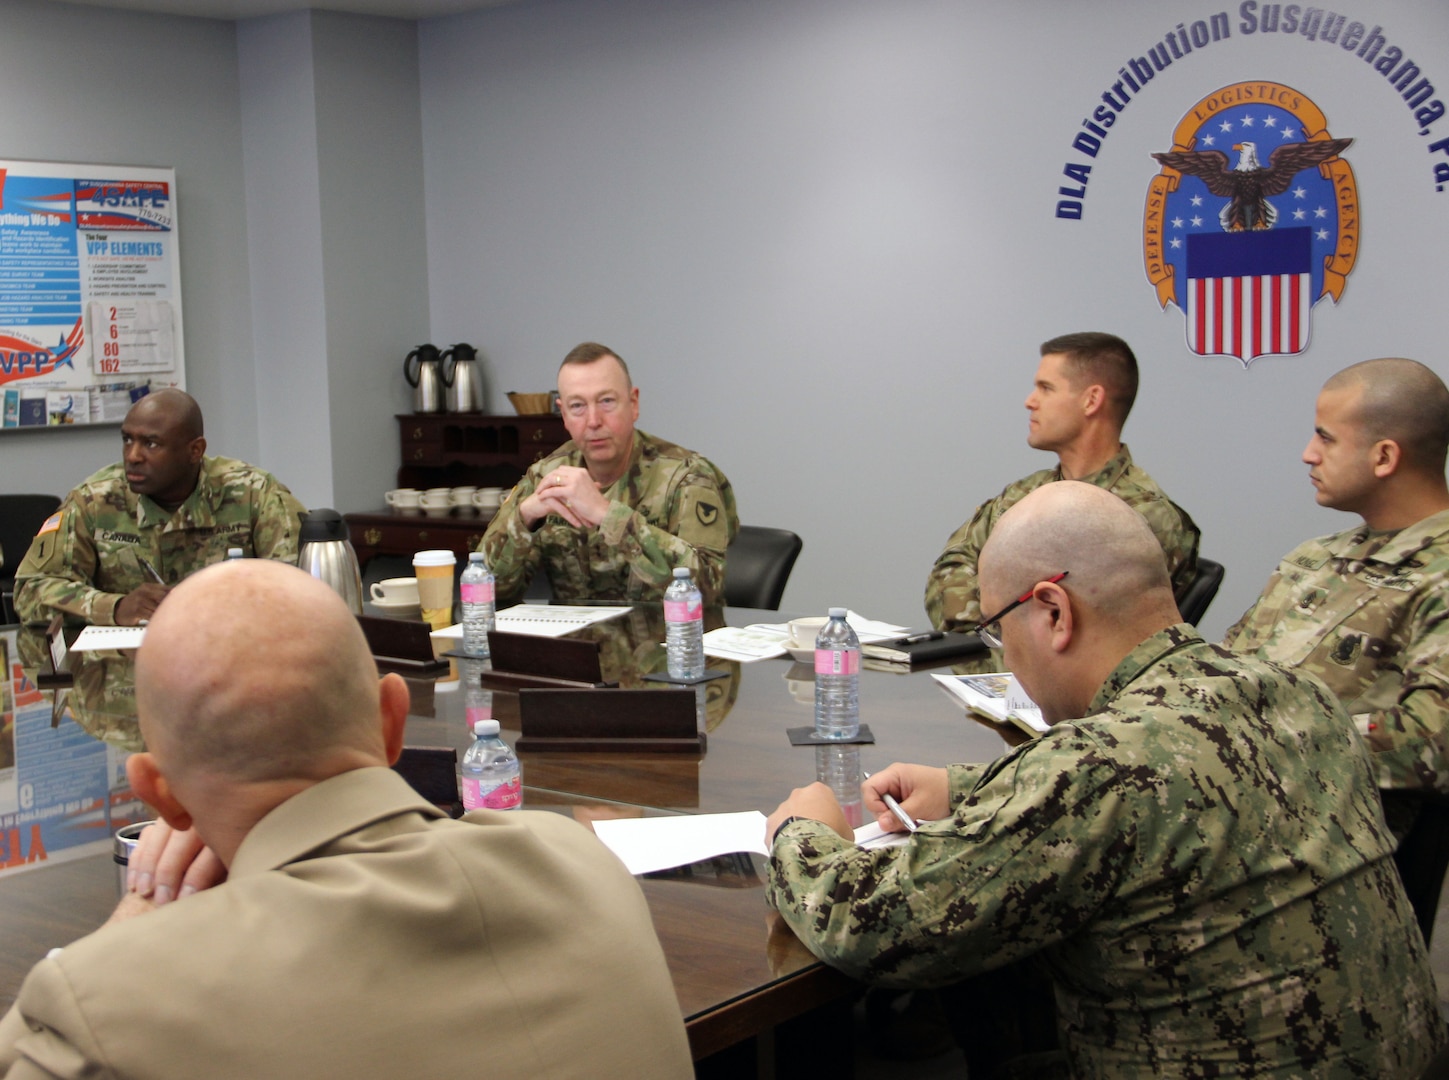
[0,606,1013,1063]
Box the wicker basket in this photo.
[507,391,554,416]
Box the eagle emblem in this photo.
[1143,82,1359,367]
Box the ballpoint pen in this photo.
[138,556,165,585]
[896,631,944,645]
[862,771,918,833]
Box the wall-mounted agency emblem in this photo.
[1144,82,1358,366]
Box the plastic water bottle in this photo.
[664,566,705,679]
[814,608,860,740]
[460,551,496,657]
[460,719,521,812]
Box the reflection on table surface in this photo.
[5,604,1017,1058]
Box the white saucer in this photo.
[368,599,423,620]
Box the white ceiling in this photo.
[53,0,517,20]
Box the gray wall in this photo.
[5,0,1447,643]
[0,0,257,487]
[418,0,1449,636]
[1,3,427,517]
[238,10,430,511]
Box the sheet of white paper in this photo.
[430,605,632,644]
[703,625,789,662]
[592,811,769,876]
[854,820,911,850]
[494,604,631,637]
[71,625,146,651]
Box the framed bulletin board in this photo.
[0,159,184,431]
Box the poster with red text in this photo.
[0,160,184,429]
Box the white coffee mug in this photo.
[370,577,420,604]
[473,487,504,510]
[385,488,420,507]
[788,616,830,649]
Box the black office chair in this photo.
[723,526,803,610]
[0,493,62,625]
[1175,557,1224,626]
[1390,794,1449,947]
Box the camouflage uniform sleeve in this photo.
[1126,494,1201,596]
[1220,585,1271,648]
[1362,589,1449,794]
[248,476,306,562]
[597,457,737,604]
[765,736,1133,986]
[923,502,997,632]
[478,463,547,601]
[13,496,123,626]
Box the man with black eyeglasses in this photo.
[766,481,1440,1078]
[480,342,737,604]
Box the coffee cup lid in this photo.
[412,549,456,567]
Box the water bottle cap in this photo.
[226,548,244,559]
[672,567,690,579]
[828,607,847,618]
[469,552,485,564]
[472,719,500,737]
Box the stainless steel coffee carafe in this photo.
[297,509,363,614]
[442,342,486,413]
[404,344,444,413]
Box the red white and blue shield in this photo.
[1144,81,1358,367]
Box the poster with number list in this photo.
[0,160,185,429]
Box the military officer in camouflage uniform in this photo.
[925,332,1199,631]
[481,343,738,604]
[1225,357,1449,840]
[768,483,1442,1078]
[14,389,305,627]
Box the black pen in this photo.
[138,556,165,585]
[897,631,944,645]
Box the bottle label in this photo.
[815,647,860,676]
[461,581,495,604]
[462,774,521,811]
[664,598,702,623]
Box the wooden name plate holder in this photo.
[516,687,705,754]
[356,615,450,673]
[484,629,704,752]
[479,630,607,691]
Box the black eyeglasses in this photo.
[975,571,1069,649]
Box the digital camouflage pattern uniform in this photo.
[1224,508,1449,837]
[14,456,305,627]
[480,429,738,605]
[924,446,1199,631]
[767,625,1444,1078]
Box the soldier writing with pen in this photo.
[766,482,1441,1077]
[13,388,305,627]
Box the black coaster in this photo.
[786,723,875,746]
[441,648,490,661]
[643,668,732,686]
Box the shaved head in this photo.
[135,560,386,787]
[979,482,1179,722]
[1323,358,1449,475]
[981,482,1173,621]
[128,388,203,441]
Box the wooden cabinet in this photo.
[346,414,569,568]
[394,413,567,488]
